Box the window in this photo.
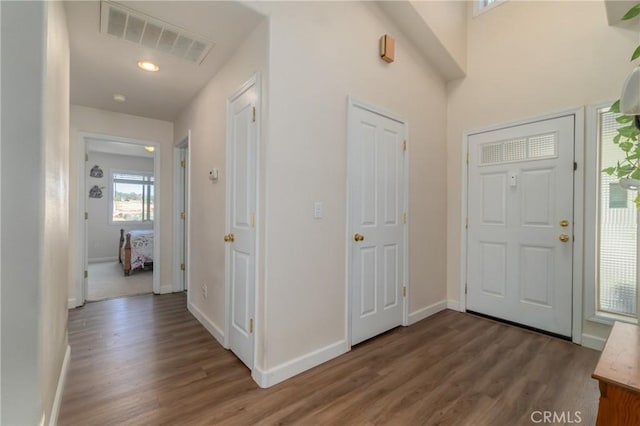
[111,171,154,223]
[588,105,638,322]
[474,0,505,16]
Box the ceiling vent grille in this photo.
[100,1,214,64]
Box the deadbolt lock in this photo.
[224,233,235,242]
[354,233,365,242]
[560,219,569,227]
[559,234,570,243]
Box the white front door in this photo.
[226,79,257,369]
[467,115,575,337]
[348,101,406,346]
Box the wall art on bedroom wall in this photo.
[89,185,104,199]
[90,165,104,178]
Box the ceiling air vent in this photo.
[100,1,213,64]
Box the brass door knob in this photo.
[560,219,570,227]
[224,233,235,242]
[559,234,570,243]
[354,233,365,242]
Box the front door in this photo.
[348,100,406,346]
[467,115,575,337]
[226,79,257,369]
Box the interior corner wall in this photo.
[69,105,174,304]
[263,1,448,373]
[1,1,71,423]
[446,1,639,342]
[173,18,268,349]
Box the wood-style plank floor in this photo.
[59,293,601,425]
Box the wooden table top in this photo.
[592,321,640,394]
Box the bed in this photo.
[119,229,154,276]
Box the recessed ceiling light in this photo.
[113,94,126,102]
[137,61,159,72]
[144,146,155,153]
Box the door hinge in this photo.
[84,270,88,279]
[85,153,89,162]
[402,212,407,224]
[249,318,254,333]
[85,212,88,220]
[465,283,468,294]
[465,218,468,229]
[180,212,186,220]
[466,152,469,165]
[181,160,185,168]
[252,106,256,123]
[251,213,255,228]
[180,263,185,271]
[402,286,407,297]
[403,140,407,151]
[573,162,577,171]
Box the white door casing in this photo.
[466,115,575,337]
[348,99,407,346]
[225,77,258,369]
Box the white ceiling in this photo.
[65,1,264,121]
[87,139,154,158]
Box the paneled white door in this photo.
[467,115,575,337]
[226,79,257,369]
[348,101,406,346]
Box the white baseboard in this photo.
[408,300,448,325]
[67,298,77,309]
[581,333,606,351]
[253,340,349,388]
[447,300,461,312]
[49,345,70,426]
[188,301,225,347]
[88,257,117,264]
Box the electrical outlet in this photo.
[202,284,207,299]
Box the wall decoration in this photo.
[90,165,104,178]
[89,185,104,199]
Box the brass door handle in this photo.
[224,233,235,242]
[354,233,365,242]
[559,234,570,243]
[560,219,570,227]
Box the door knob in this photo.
[559,234,570,243]
[224,233,235,242]
[354,233,365,242]
[560,219,570,227]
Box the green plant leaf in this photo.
[603,166,617,175]
[634,194,640,209]
[611,99,621,113]
[617,115,635,124]
[614,134,622,144]
[633,45,640,61]
[623,4,640,20]
[618,125,640,138]
[631,169,640,180]
[620,141,634,152]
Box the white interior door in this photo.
[226,80,257,369]
[348,101,406,346]
[467,115,575,337]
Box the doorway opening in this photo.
[77,134,161,304]
[174,134,190,295]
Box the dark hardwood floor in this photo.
[59,293,601,425]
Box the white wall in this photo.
[446,1,639,342]
[1,1,70,423]
[262,1,448,376]
[41,2,70,422]
[173,18,268,345]
[69,105,174,305]
[87,152,154,262]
